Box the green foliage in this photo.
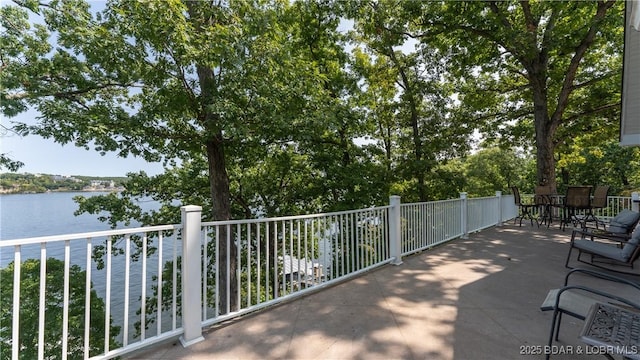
[462,148,531,197]
[0,154,23,172]
[398,1,624,190]
[2,0,630,216]
[558,138,640,194]
[0,258,120,359]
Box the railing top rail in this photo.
[400,198,460,207]
[468,195,501,201]
[0,224,180,247]
[202,205,391,227]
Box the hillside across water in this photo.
[0,172,127,194]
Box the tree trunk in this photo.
[185,0,239,313]
[532,86,557,192]
[387,46,426,201]
[206,137,238,313]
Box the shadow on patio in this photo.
[128,223,638,360]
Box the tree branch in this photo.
[563,101,620,123]
[550,0,616,127]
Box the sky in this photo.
[1,109,165,177]
[0,1,164,178]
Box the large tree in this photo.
[1,0,326,312]
[385,0,623,192]
[346,1,474,202]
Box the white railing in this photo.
[194,205,393,331]
[0,225,182,360]
[2,191,633,359]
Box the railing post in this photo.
[389,195,403,265]
[460,192,468,239]
[495,191,503,227]
[633,192,640,212]
[180,205,204,347]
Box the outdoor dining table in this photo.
[579,302,640,360]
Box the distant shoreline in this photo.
[0,188,123,195]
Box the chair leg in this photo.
[565,232,578,268]
[565,246,574,268]
[555,313,563,341]
[547,309,561,360]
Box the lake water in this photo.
[0,192,175,342]
[0,191,118,240]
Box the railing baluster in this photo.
[226,224,231,314]
[105,237,112,353]
[141,233,147,341]
[12,245,21,360]
[214,225,219,318]
[84,238,92,359]
[265,221,269,303]
[273,221,278,298]
[236,223,241,310]
[340,214,345,277]
[310,220,316,283]
[247,223,251,307]
[123,235,130,346]
[157,231,163,337]
[202,226,208,320]
[172,232,177,331]
[296,220,307,289]
[62,240,70,360]
[38,243,46,360]
[280,220,285,296]
[257,223,261,304]
[288,220,293,294]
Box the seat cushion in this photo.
[573,239,627,262]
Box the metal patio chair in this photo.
[534,185,555,227]
[565,209,640,275]
[511,186,538,227]
[583,185,610,229]
[556,186,592,231]
[540,268,640,360]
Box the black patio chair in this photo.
[556,186,592,231]
[582,185,610,229]
[565,209,640,275]
[534,185,554,227]
[511,186,538,227]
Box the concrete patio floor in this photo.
[128,222,639,360]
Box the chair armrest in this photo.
[564,268,640,290]
[572,228,631,243]
[552,284,640,316]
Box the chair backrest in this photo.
[565,186,592,209]
[591,185,610,208]
[534,185,553,205]
[511,186,522,205]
